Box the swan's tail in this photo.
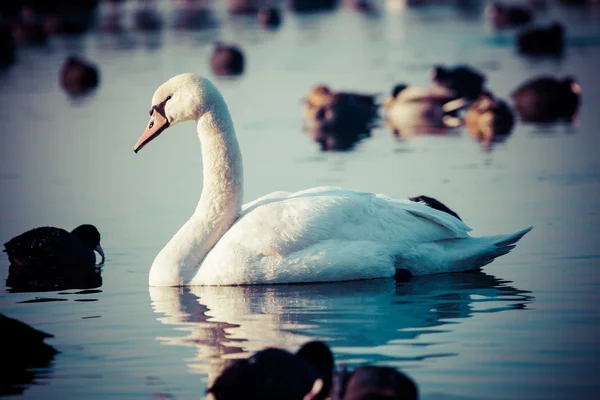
[443,226,533,272]
[406,226,533,275]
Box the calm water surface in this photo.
[1,1,599,399]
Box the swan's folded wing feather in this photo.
[195,189,473,285]
[225,189,469,259]
[375,193,472,235]
[241,191,293,213]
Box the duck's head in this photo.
[305,85,332,108]
[383,83,408,108]
[71,224,104,263]
[134,73,221,153]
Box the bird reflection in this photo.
[150,272,532,386]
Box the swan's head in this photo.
[134,73,221,153]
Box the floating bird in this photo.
[511,76,580,122]
[59,56,100,95]
[1,314,57,396]
[210,42,245,76]
[516,22,564,55]
[302,84,378,150]
[257,7,282,29]
[384,84,457,136]
[431,64,486,101]
[133,73,532,286]
[443,91,514,145]
[4,224,104,291]
[486,2,533,28]
[208,341,333,400]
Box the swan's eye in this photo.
[166,96,172,101]
[149,121,154,129]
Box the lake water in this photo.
[1,1,599,399]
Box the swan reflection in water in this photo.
[150,272,533,385]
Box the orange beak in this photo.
[134,109,169,153]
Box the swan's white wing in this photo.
[191,188,471,285]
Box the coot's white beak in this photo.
[95,244,105,264]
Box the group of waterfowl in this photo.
[208,340,418,400]
[295,0,585,150]
[1,1,101,94]
[2,312,418,400]
[487,2,568,55]
[302,64,580,150]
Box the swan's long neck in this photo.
[149,99,243,286]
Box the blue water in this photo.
[1,1,599,399]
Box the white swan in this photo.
[134,73,532,287]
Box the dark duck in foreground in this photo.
[209,341,334,400]
[0,313,57,396]
[208,340,419,400]
[3,224,104,292]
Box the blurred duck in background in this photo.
[384,65,485,137]
[257,6,282,29]
[486,1,533,28]
[443,91,514,148]
[511,76,581,122]
[210,42,245,76]
[516,22,565,55]
[290,0,339,13]
[431,64,486,102]
[384,83,456,136]
[302,84,379,150]
[227,0,264,14]
[133,0,163,32]
[60,55,100,96]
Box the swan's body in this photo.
[134,73,532,287]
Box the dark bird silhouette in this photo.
[290,0,339,13]
[0,24,16,67]
[486,2,533,28]
[1,313,58,395]
[210,42,245,76]
[303,85,378,150]
[257,7,282,29]
[431,64,486,101]
[208,340,334,400]
[4,224,104,292]
[60,56,100,95]
[516,22,564,55]
[511,76,581,122]
[336,365,419,400]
